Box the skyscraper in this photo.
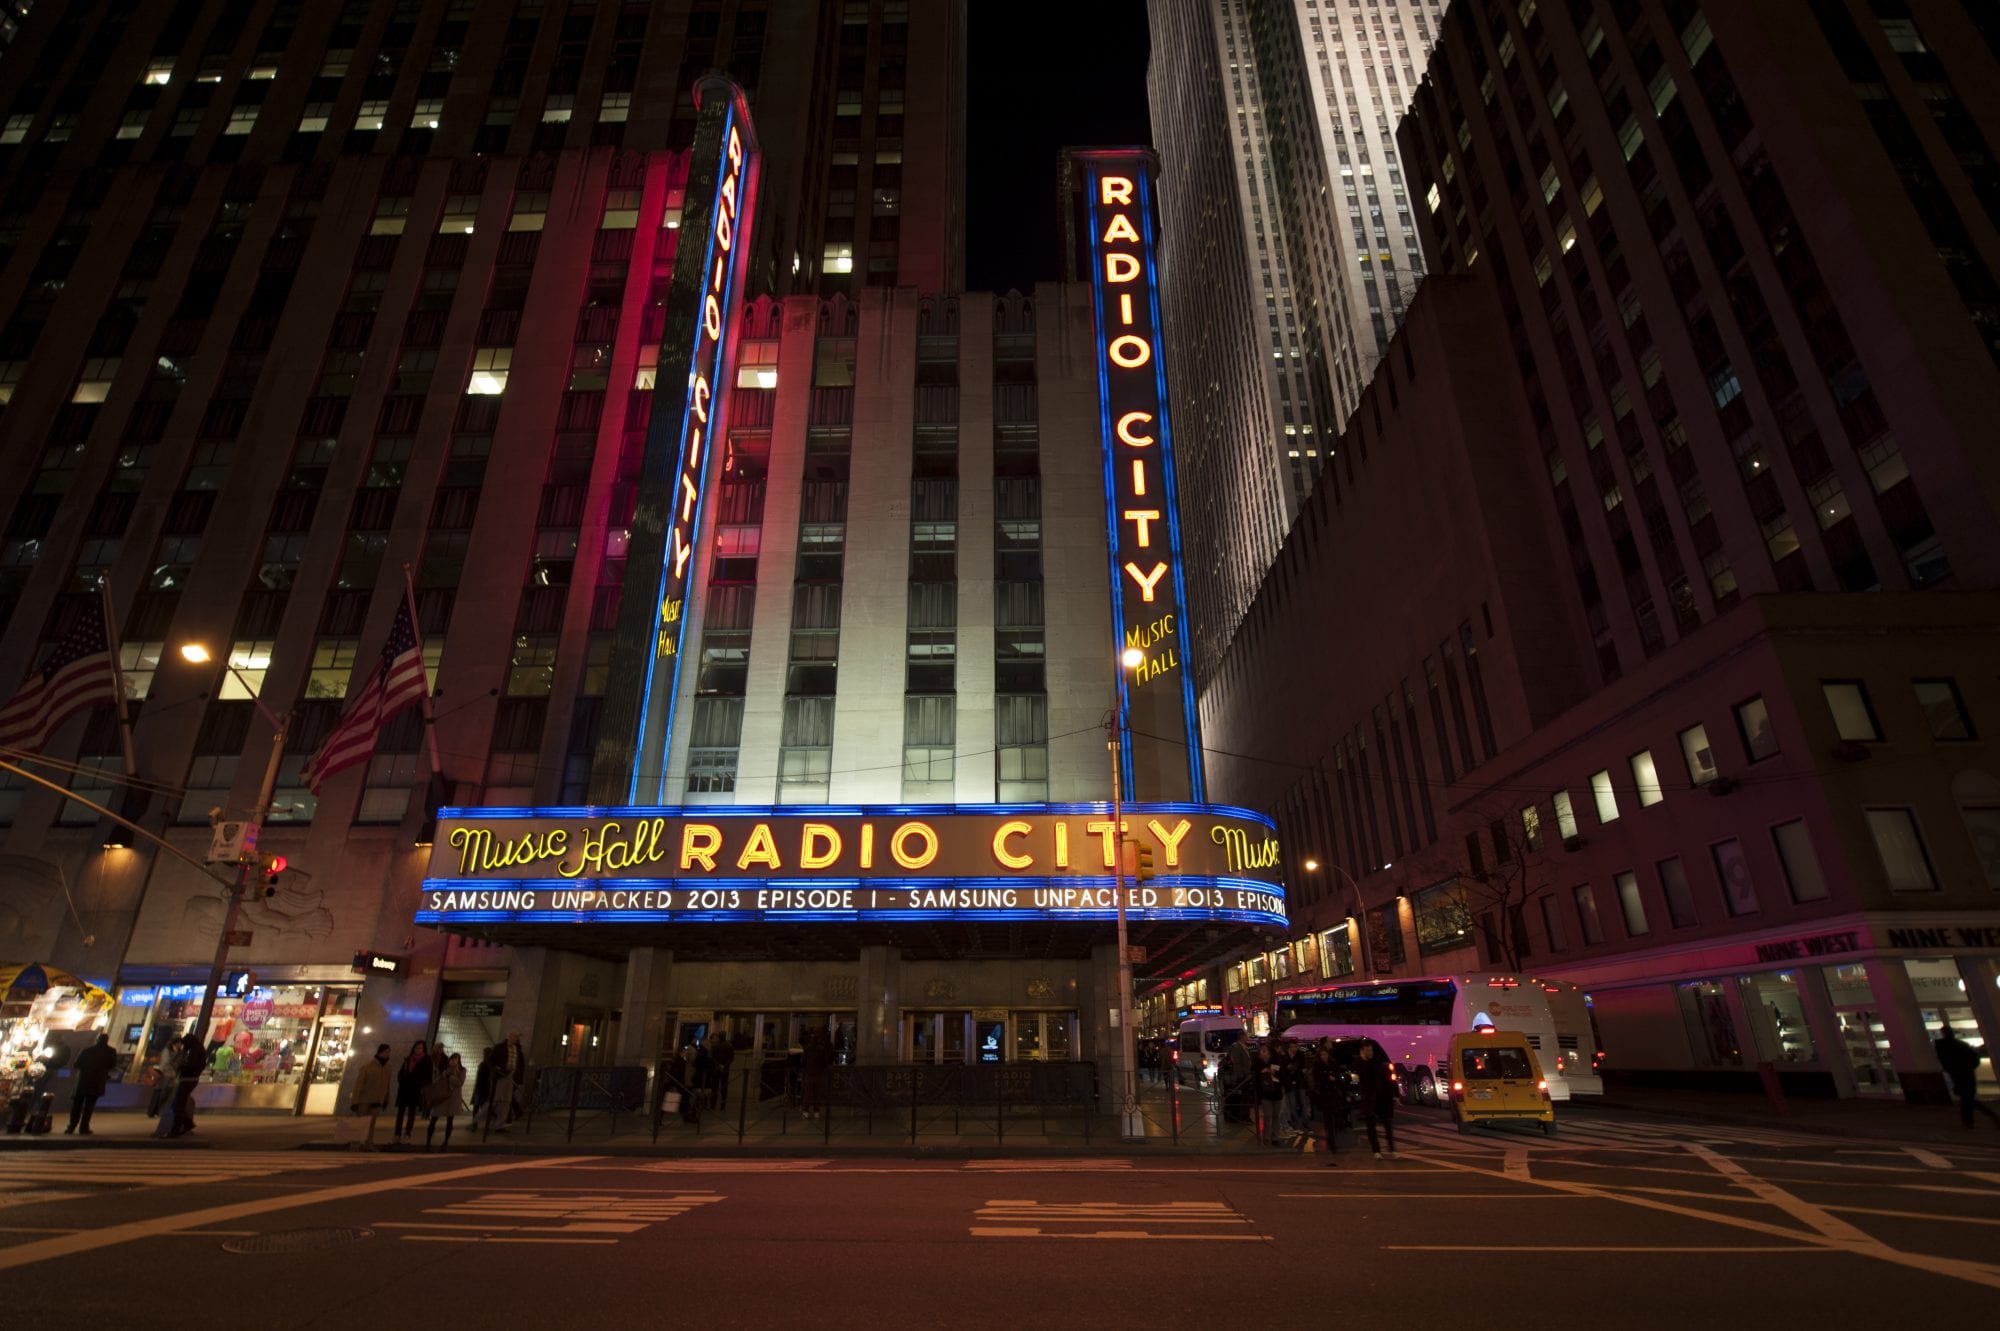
[1197,0,2000,1102]
[1149,0,1446,680]
[0,1,1282,1109]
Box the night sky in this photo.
[965,0,1152,293]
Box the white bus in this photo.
[1271,975,1603,1103]
[1174,1015,1246,1088]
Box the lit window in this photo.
[0,360,24,404]
[1912,679,1975,741]
[542,95,573,124]
[601,188,641,229]
[1590,769,1619,824]
[1864,808,1938,892]
[599,93,631,123]
[355,100,389,131]
[73,358,120,404]
[822,243,854,275]
[439,194,480,234]
[1552,789,1578,840]
[1557,217,1577,253]
[1425,182,1440,213]
[219,640,277,698]
[144,58,175,86]
[1711,838,1759,916]
[1678,724,1717,786]
[413,97,443,130]
[116,110,150,140]
[1613,871,1648,936]
[298,104,332,134]
[224,106,258,136]
[371,196,410,236]
[735,363,777,389]
[1821,680,1881,743]
[1628,750,1663,807]
[1734,695,1778,761]
[467,347,510,395]
[306,639,360,698]
[509,192,549,231]
[1519,803,1542,850]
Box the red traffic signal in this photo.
[265,855,288,878]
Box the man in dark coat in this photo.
[1354,1040,1398,1159]
[710,1032,737,1109]
[1935,1029,1997,1128]
[66,1033,119,1135]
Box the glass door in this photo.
[301,1017,353,1115]
[1921,1005,1998,1091]
[1834,1009,1901,1095]
[905,1012,970,1063]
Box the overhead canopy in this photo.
[0,963,113,1005]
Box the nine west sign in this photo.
[418,804,1288,929]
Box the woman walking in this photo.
[393,1040,432,1145]
[424,1051,467,1150]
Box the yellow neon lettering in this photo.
[1123,509,1161,547]
[1084,820,1124,868]
[993,821,1034,870]
[681,473,698,521]
[1131,459,1147,496]
[672,529,693,578]
[1124,561,1169,601]
[728,126,743,171]
[1100,175,1134,205]
[1118,292,1135,325]
[1148,818,1193,867]
[736,822,781,870]
[859,823,876,869]
[1103,213,1140,243]
[1116,411,1155,446]
[800,823,841,870]
[704,293,721,340]
[680,823,722,870]
[1105,252,1140,283]
[1054,821,1071,868]
[891,821,939,870]
[1108,334,1151,368]
[694,375,711,423]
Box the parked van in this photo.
[1175,1016,1245,1088]
[1447,1028,1555,1135]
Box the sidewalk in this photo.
[1592,1084,2000,1149]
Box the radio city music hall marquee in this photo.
[417,804,1288,929]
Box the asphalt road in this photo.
[4,1106,1999,1328]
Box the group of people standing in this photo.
[660,1030,739,1124]
[1217,1035,1399,1164]
[346,1030,529,1149]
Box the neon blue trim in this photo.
[1085,169,1134,801]
[434,800,1277,829]
[631,103,742,803]
[1138,170,1205,801]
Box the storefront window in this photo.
[1,979,113,1107]
[1738,972,1815,1063]
[1676,979,1742,1066]
[1319,927,1355,979]
[1908,958,1997,1090]
[1823,963,1900,1095]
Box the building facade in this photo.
[0,1,1282,1115]
[1193,0,2000,1102]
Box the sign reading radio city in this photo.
[1075,149,1204,804]
[417,803,1287,929]
[596,74,761,805]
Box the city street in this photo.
[5,1105,1999,1327]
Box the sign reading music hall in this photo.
[418,803,1288,930]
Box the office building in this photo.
[1189,0,2000,1102]
[0,1,1281,1115]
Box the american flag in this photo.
[302,600,429,793]
[0,598,120,755]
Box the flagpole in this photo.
[401,563,444,779]
[98,582,138,779]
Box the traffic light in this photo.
[1133,845,1155,882]
[263,854,287,898]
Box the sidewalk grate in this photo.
[221,1227,375,1254]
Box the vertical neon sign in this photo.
[1080,150,1205,804]
[594,76,760,805]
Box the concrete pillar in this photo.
[1864,957,1947,1103]
[856,945,901,1065]
[614,947,674,1066]
[1793,965,1858,1098]
[502,945,553,1063]
[1088,942,1133,1113]
[1955,955,2000,1065]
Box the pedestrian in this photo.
[1282,1044,1312,1148]
[478,1039,512,1135]
[1934,1028,1997,1129]
[666,1046,698,1123]
[497,1030,528,1126]
[1221,1037,1253,1124]
[159,1034,207,1139]
[711,1030,737,1109]
[65,1033,118,1135]
[393,1040,432,1145]
[424,1052,467,1150]
[1354,1040,1398,1159]
[801,1027,832,1120]
[349,1043,392,1150]
[1309,1044,1345,1166]
[146,1037,182,1120]
[693,1038,716,1110]
[1256,1045,1286,1145]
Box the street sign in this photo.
[224,930,253,947]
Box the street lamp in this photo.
[180,640,290,1047]
[1304,857,1377,977]
[1108,645,1145,1137]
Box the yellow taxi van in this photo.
[1447,1026,1556,1135]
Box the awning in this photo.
[0,963,114,1006]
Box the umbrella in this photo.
[0,963,113,1005]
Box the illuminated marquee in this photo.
[1078,150,1204,804]
[417,803,1288,929]
[597,76,761,804]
